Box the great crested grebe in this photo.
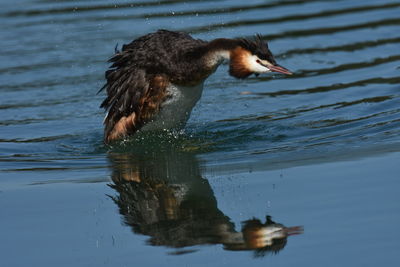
[99,29,292,144]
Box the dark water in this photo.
[1,0,400,266]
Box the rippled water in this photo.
[1,0,400,266]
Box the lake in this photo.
[1,0,400,266]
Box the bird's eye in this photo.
[256,59,264,65]
[256,59,269,68]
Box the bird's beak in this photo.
[269,64,293,75]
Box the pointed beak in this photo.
[269,64,293,75]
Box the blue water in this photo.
[1,0,400,266]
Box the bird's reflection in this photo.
[107,145,302,256]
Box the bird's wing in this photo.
[100,63,170,144]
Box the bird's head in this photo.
[229,35,292,79]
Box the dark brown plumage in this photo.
[99,30,291,144]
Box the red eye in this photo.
[256,60,268,68]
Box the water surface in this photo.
[1,0,400,266]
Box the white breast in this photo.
[141,83,204,132]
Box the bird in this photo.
[99,29,292,144]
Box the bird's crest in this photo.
[238,34,276,64]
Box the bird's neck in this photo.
[201,38,241,68]
[175,38,242,85]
